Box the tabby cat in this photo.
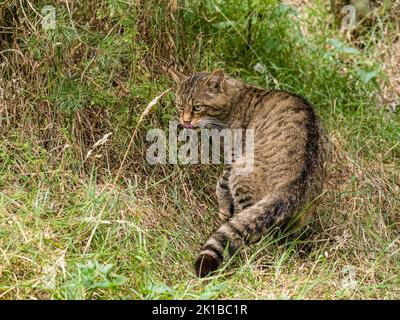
[331,0,378,31]
[168,68,329,277]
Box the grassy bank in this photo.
[0,0,399,299]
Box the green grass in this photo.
[0,0,399,299]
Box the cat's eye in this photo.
[193,105,203,113]
[176,104,184,112]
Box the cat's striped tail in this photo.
[195,196,296,277]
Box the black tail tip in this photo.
[195,253,219,278]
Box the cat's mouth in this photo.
[178,122,199,130]
[183,123,193,129]
[177,119,227,130]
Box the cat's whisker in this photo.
[168,70,328,278]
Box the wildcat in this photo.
[168,68,329,277]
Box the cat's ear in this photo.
[205,69,225,93]
[167,68,188,84]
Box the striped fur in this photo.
[168,69,329,277]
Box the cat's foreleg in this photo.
[216,167,235,222]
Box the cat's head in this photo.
[168,69,233,129]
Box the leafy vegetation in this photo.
[0,0,399,299]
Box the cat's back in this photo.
[248,89,329,197]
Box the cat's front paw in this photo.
[218,202,234,222]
